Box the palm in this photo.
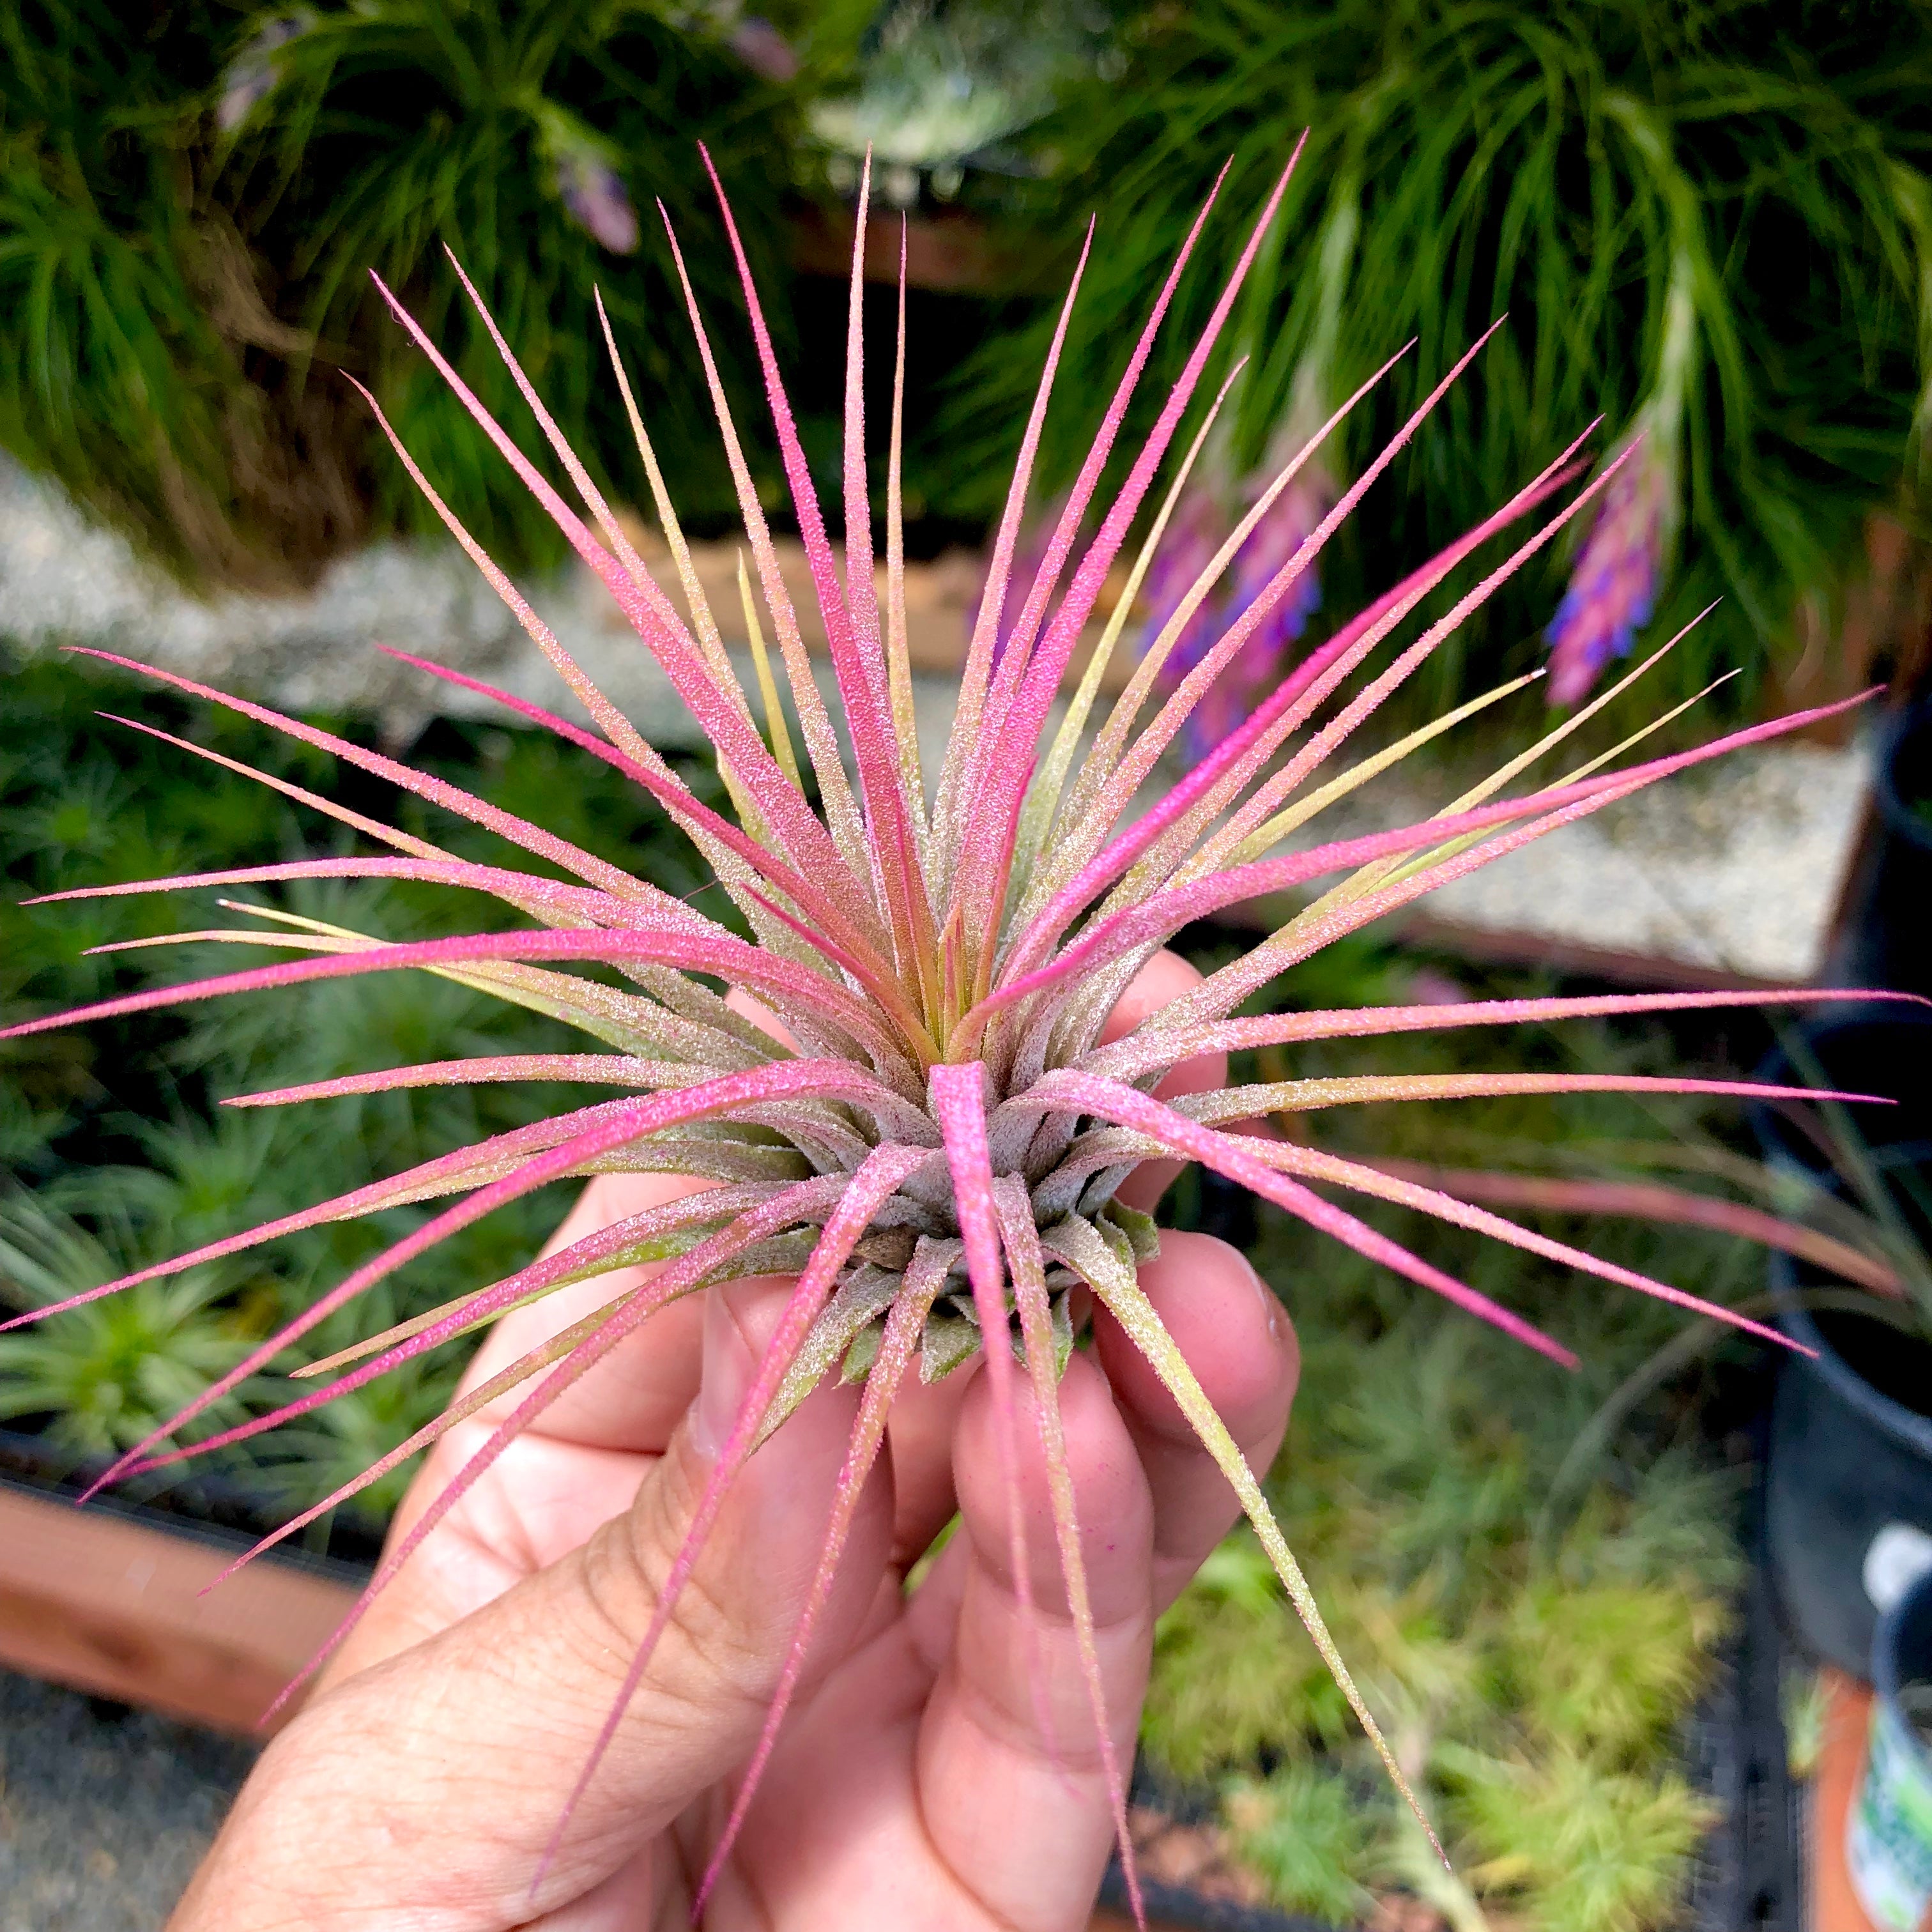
[170,972,1297,1932]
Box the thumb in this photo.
[188,1277,894,1926]
[549,1274,896,1827]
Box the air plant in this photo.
[0,146,1906,1913]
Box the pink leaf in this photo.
[1188,1070,1894,1120]
[368,647,901,992]
[692,1233,955,1910]
[94,712,446,862]
[353,330,876,941]
[652,204,873,877]
[139,1181,794,1476]
[537,1141,936,1888]
[936,221,1095,846]
[0,923,903,1070]
[1360,1159,1902,1300]
[0,1097,647,1332]
[1090,988,1932,1081]
[999,393,1594,997]
[696,148,933,978]
[1165,687,1880,1034]
[222,1054,707,1111]
[1022,1072,1575,1364]
[929,1060,1056,1740]
[995,1174,1142,1928]
[63,651,645,901]
[1250,1140,1802,1345]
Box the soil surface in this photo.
[0,1669,252,1931]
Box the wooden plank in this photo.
[0,1483,358,1736]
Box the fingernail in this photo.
[1238,1250,1281,1340]
[691,1286,756,1464]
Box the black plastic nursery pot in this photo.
[1839,700,1932,1000]
[1763,1284,1932,1676]
[1746,1009,1932,1171]
[1751,1015,1932,1677]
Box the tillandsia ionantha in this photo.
[0,142,1908,1915]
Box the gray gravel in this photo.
[0,449,965,770]
[0,1671,252,1932]
[1,448,1876,983]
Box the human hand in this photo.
[168,952,1299,1931]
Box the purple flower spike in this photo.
[1150,457,1332,769]
[729,17,800,82]
[1545,437,1672,707]
[555,154,640,256]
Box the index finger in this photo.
[454,1168,718,1453]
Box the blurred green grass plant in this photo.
[0,1192,257,1460]
[0,1,814,586]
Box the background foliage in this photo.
[943,0,1932,717]
[7,1,1929,718]
[0,0,825,586]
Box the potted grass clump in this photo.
[0,151,1910,1920]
